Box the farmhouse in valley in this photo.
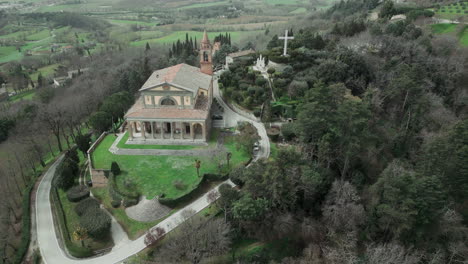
[124,31,214,143]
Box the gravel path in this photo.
[125,196,171,222]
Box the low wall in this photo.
[87,132,109,187]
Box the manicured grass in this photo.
[431,23,457,34]
[290,7,307,14]
[91,187,167,239]
[91,133,249,199]
[117,132,199,150]
[178,1,229,10]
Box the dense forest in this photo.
[210,0,468,263]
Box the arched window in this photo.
[203,51,209,62]
[161,97,176,106]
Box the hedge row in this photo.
[51,187,93,258]
[66,185,90,202]
[158,173,228,207]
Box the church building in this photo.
[124,31,214,143]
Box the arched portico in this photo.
[127,120,207,142]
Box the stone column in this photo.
[202,124,206,141]
[128,121,134,139]
[170,122,174,139]
[141,121,146,139]
[151,121,155,139]
[159,122,163,139]
[190,123,194,140]
[180,122,185,139]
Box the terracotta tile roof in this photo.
[125,99,209,120]
[140,63,212,93]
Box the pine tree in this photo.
[145,42,151,51]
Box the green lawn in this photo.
[431,23,457,34]
[117,132,199,150]
[91,133,249,199]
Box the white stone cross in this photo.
[278,30,294,56]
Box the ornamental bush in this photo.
[123,198,138,208]
[66,185,90,202]
[75,197,100,216]
[79,208,111,239]
[111,161,121,176]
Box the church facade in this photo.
[124,31,214,143]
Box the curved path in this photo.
[35,78,270,264]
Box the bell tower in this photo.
[199,30,213,75]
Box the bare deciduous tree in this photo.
[365,243,422,264]
[156,216,231,264]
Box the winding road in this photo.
[35,78,270,264]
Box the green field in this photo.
[290,7,307,14]
[461,27,468,46]
[8,90,36,102]
[107,19,156,26]
[434,2,468,19]
[431,23,457,34]
[178,1,229,10]
[265,0,302,5]
[91,134,249,199]
[130,30,261,46]
[0,46,22,63]
[30,63,61,81]
[430,23,468,46]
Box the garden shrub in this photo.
[111,200,121,208]
[111,161,121,176]
[66,185,90,202]
[75,197,100,216]
[79,208,111,239]
[123,198,138,207]
[281,123,297,141]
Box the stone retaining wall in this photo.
[87,132,109,187]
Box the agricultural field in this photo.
[433,1,468,19]
[431,23,468,47]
